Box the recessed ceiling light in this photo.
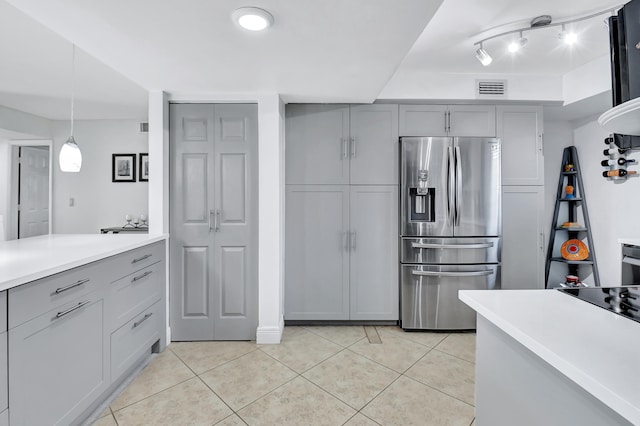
[232,7,274,32]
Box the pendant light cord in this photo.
[70,44,75,138]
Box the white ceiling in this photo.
[0,0,624,120]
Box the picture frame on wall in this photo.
[139,153,149,182]
[112,153,136,182]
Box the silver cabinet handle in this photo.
[132,254,152,264]
[133,312,153,329]
[55,300,91,319]
[411,242,494,249]
[214,210,221,232]
[344,231,350,250]
[350,136,356,158]
[209,210,214,233]
[455,145,462,226]
[132,270,153,282]
[412,270,493,277]
[622,256,640,267]
[351,231,356,250]
[342,137,348,159]
[55,278,89,294]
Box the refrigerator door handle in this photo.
[455,145,462,226]
[411,242,494,249]
[447,146,455,227]
[412,270,493,277]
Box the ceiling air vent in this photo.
[139,122,149,133]
[476,79,507,99]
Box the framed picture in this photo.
[139,153,149,182]
[112,154,136,182]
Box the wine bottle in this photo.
[603,148,626,156]
[602,169,637,177]
[601,158,637,166]
[604,136,614,145]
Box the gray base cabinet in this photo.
[285,185,398,320]
[6,240,166,426]
[9,296,108,426]
[501,186,545,290]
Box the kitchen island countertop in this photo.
[460,289,640,425]
[0,234,168,291]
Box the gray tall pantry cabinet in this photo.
[285,104,399,321]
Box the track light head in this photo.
[508,33,528,53]
[475,44,493,66]
[558,24,577,45]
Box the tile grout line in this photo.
[400,374,476,409]
[431,346,476,365]
[169,343,260,377]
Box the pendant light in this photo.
[59,44,82,172]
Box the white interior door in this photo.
[18,146,49,239]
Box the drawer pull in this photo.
[411,242,494,249]
[55,300,91,319]
[132,271,153,282]
[55,278,90,294]
[132,254,152,264]
[133,312,153,329]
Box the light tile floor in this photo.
[94,326,476,426]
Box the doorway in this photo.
[9,142,52,239]
[169,104,258,341]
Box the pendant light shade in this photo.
[59,44,82,172]
[59,136,82,172]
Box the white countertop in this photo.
[460,289,640,425]
[0,234,168,291]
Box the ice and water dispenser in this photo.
[409,169,435,222]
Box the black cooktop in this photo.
[558,286,640,323]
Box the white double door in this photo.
[169,103,258,340]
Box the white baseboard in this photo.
[256,316,284,344]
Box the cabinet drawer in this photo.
[0,292,5,332]
[0,332,6,412]
[111,261,164,331]
[110,241,165,280]
[111,302,161,382]
[8,262,103,328]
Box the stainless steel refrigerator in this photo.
[400,137,501,330]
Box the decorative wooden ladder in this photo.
[545,146,600,288]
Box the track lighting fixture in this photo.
[475,42,493,66]
[473,6,619,66]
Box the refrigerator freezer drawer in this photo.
[401,264,501,330]
[401,237,500,264]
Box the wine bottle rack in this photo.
[602,134,636,180]
[545,146,600,288]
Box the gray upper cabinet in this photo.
[349,185,399,320]
[349,104,399,184]
[286,104,350,185]
[285,185,350,320]
[498,105,544,185]
[399,105,496,137]
[286,104,399,185]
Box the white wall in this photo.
[573,120,640,285]
[0,141,11,240]
[563,56,611,106]
[51,119,148,233]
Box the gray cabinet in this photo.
[9,294,108,426]
[0,291,6,417]
[285,185,350,320]
[286,104,399,185]
[284,185,398,320]
[349,186,398,320]
[399,105,496,137]
[498,105,544,186]
[501,186,545,290]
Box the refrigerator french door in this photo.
[400,137,501,330]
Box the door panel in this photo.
[498,106,544,185]
[350,104,399,184]
[213,104,258,340]
[401,264,500,330]
[182,246,209,317]
[454,137,501,237]
[170,104,216,341]
[285,104,350,184]
[400,137,453,237]
[399,105,447,136]
[285,185,350,320]
[349,185,398,320]
[18,146,49,238]
[448,105,496,137]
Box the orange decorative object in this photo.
[561,239,589,261]
[565,185,575,199]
